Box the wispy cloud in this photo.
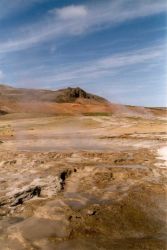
[55,5,88,20]
[0,0,166,53]
[0,70,5,80]
[17,43,164,85]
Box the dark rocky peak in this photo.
[65,87,89,99]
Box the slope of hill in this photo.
[0,84,166,117]
[0,85,106,103]
[0,85,111,115]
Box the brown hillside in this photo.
[0,84,166,117]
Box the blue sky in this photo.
[0,0,166,107]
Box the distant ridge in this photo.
[0,85,107,104]
[0,84,166,117]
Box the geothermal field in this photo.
[0,86,166,250]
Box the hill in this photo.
[0,84,166,117]
[0,85,106,103]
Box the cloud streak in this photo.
[0,0,166,53]
[17,43,164,85]
[0,70,5,80]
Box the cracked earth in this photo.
[0,114,166,249]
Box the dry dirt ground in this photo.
[0,113,166,250]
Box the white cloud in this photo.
[0,0,166,53]
[0,70,5,80]
[56,5,88,20]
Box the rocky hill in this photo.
[0,85,107,103]
[0,84,166,117]
[0,84,111,115]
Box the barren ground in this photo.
[0,113,166,250]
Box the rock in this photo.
[59,169,72,189]
[0,110,8,115]
[87,210,97,216]
[11,186,41,207]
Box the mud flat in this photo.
[0,114,166,249]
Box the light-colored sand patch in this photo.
[157,146,167,166]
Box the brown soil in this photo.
[0,113,166,249]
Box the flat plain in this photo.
[0,111,166,250]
